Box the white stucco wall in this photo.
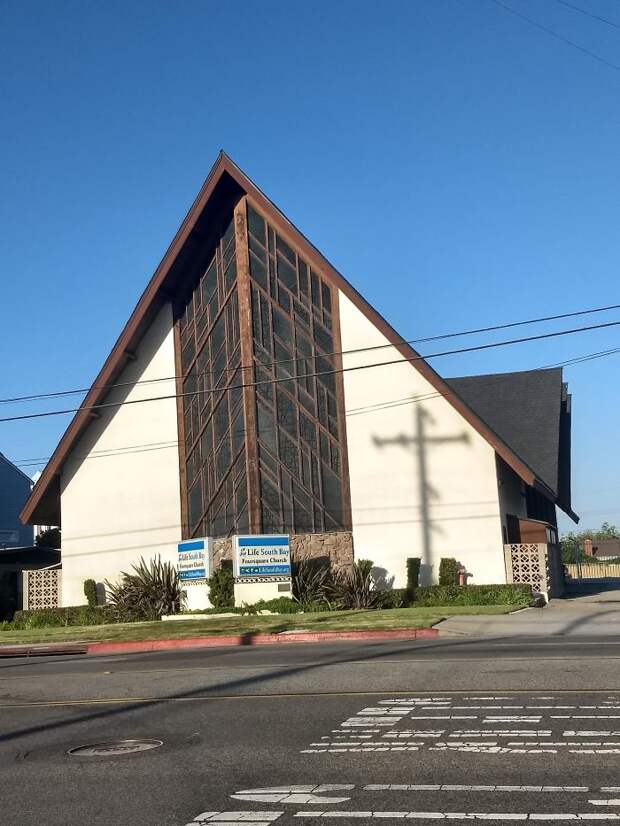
[60,303,183,606]
[339,292,506,587]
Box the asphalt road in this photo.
[2,636,620,826]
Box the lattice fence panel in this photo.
[505,543,549,593]
[24,569,61,610]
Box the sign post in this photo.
[233,535,292,605]
[177,537,213,610]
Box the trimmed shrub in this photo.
[106,556,186,621]
[83,579,98,608]
[405,558,421,604]
[10,605,119,629]
[252,597,300,614]
[207,566,234,610]
[414,584,532,607]
[438,557,460,586]
[328,559,380,610]
[292,555,333,606]
[375,588,406,609]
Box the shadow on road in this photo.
[0,633,519,745]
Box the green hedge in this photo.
[405,558,421,604]
[9,605,122,630]
[207,566,234,610]
[375,588,406,609]
[439,557,460,586]
[179,597,302,616]
[83,579,98,608]
[414,584,532,607]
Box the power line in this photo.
[3,317,620,425]
[540,344,620,369]
[2,300,620,406]
[11,340,620,468]
[488,0,620,72]
[553,0,620,31]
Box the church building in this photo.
[21,153,577,606]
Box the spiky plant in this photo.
[105,556,186,621]
[328,559,380,610]
[291,555,334,607]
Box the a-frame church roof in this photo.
[21,152,569,526]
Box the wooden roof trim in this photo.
[20,152,232,524]
[22,151,544,524]
[228,164,539,490]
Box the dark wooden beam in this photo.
[234,197,261,534]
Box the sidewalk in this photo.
[438,599,620,637]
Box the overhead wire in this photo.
[3,316,620,425]
[488,0,620,72]
[553,0,620,31]
[1,300,620,406]
[3,317,620,424]
[9,339,620,469]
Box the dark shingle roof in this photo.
[445,367,565,502]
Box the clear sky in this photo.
[1,0,619,534]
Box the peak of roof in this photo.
[20,153,564,526]
[0,451,34,485]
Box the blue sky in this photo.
[1,0,619,533]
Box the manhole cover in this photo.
[67,739,163,756]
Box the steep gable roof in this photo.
[21,152,560,525]
[446,368,577,521]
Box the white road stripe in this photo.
[189,812,283,823]
[363,786,589,793]
[413,714,478,720]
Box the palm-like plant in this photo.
[328,559,380,610]
[106,556,186,621]
[291,555,334,606]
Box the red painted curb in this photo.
[85,626,438,656]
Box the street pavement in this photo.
[2,636,620,825]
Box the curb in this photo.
[0,627,438,658]
[0,644,88,658]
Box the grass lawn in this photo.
[0,605,517,646]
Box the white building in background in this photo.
[20,154,578,606]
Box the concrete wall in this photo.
[338,292,506,587]
[59,303,183,606]
[0,456,34,548]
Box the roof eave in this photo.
[21,152,234,525]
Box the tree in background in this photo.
[560,523,619,564]
[35,527,61,549]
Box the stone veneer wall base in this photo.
[212,531,354,571]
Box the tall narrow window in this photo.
[176,216,248,538]
[246,202,349,534]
